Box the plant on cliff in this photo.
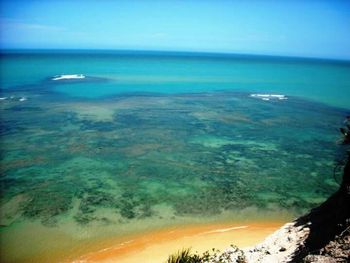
[166,246,247,263]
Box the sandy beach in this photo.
[74,221,285,263]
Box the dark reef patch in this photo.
[0,91,346,226]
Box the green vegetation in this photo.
[166,246,246,263]
[167,248,201,263]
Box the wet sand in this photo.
[75,221,285,263]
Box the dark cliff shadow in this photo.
[291,155,350,262]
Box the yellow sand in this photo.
[74,221,284,263]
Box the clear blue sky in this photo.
[1,0,349,59]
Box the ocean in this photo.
[1,50,349,262]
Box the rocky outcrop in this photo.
[216,198,349,262]
[303,227,350,263]
[243,222,310,263]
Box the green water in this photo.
[0,50,349,262]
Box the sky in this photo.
[0,0,350,59]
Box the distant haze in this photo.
[1,0,350,60]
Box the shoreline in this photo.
[1,211,294,263]
[73,221,285,263]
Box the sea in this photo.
[1,50,349,262]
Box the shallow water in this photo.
[0,51,349,262]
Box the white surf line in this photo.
[97,239,135,253]
[199,225,249,235]
[75,239,135,262]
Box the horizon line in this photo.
[1,47,350,63]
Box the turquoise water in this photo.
[0,50,350,262]
[2,50,350,108]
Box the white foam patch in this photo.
[0,96,28,102]
[250,94,288,101]
[52,74,85,80]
